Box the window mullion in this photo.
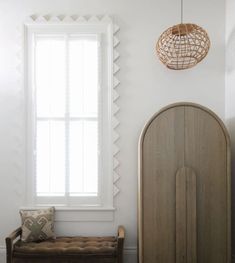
[33,35,37,203]
[65,34,70,204]
[81,40,85,193]
[97,34,102,200]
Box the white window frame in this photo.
[24,16,120,212]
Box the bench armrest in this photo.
[5,227,22,263]
[117,226,125,263]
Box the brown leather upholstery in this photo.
[6,226,125,263]
[14,236,117,255]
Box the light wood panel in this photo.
[176,167,197,263]
[184,106,229,263]
[186,168,197,263]
[140,106,184,263]
[138,103,231,263]
[176,167,187,263]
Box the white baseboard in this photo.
[2,248,233,263]
[0,246,6,263]
[0,246,137,263]
[4,248,233,263]
[124,247,137,263]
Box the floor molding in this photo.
[0,245,137,263]
[4,246,234,263]
[0,246,6,263]
[124,246,137,254]
[124,247,137,263]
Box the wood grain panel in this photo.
[186,168,197,263]
[138,103,231,263]
[184,105,229,263]
[176,168,187,263]
[176,167,197,263]
[141,106,184,263]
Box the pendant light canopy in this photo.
[156,1,210,70]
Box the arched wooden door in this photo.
[138,103,231,263]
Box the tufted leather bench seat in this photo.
[6,226,125,263]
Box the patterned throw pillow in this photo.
[20,207,55,242]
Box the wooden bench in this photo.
[6,226,125,263]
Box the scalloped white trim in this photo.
[22,15,120,199]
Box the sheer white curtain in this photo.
[34,35,100,200]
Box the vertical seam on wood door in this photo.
[186,171,188,263]
[184,106,185,167]
[184,107,187,263]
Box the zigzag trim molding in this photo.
[22,15,120,198]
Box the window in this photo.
[25,17,117,208]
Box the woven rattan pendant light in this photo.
[156,0,210,70]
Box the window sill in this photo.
[20,206,115,222]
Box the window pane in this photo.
[69,120,98,196]
[35,37,66,117]
[36,120,65,196]
[69,37,98,117]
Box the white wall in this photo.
[0,0,225,262]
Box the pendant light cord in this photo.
[181,0,183,23]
